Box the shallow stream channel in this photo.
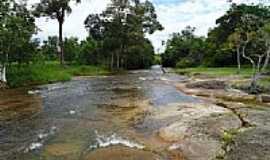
[0,65,199,160]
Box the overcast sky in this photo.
[30,0,263,52]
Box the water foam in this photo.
[25,126,57,152]
[90,131,144,150]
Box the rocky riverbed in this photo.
[170,74,270,160]
[0,66,270,160]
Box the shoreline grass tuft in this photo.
[7,63,110,88]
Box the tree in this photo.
[228,30,242,74]
[34,0,81,65]
[261,23,270,71]
[41,36,59,60]
[205,3,270,68]
[78,37,97,65]
[63,37,80,63]
[237,14,268,93]
[85,0,163,70]
[162,26,206,68]
[0,0,36,83]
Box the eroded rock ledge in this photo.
[162,77,270,160]
[149,102,242,160]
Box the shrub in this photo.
[176,58,196,68]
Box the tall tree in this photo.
[261,23,270,71]
[0,0,36,83]
[85,0,163,70]
[34,0,81,65]
[228,30,242,74]
[237,14,267,93]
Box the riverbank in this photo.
[150,67,270,159]
[6,63,110,88]
[175,67,270,94]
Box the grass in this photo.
[258,77,270,86]
[175,67,253,78]
[175,67,270,93]
[7,62,110,88]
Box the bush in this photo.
[176,58,196,68]
[6,63,110,88]
[7,63,71,87]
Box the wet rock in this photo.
[186,80,226,90]
[224,127,270,160]
[43,143,81,157]
[83,146,160,160]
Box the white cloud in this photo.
[32,0,110,41]
[30,0,264,52]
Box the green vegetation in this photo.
[259,77,270,87]
[34,0,81,65]
[175,67,253,77]
[0,0,163,87]
[162,3,270,92]
[222,129,238,145]
[176,67,270,93]
[7,63,109,88]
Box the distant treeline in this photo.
[161,3,270,71]
[0,0,163,71]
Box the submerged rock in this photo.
[83,146,160,160]
[43,143,82,157]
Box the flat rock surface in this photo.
[147,102,242,160]
[225,127,270,160]
[174,77,270,160]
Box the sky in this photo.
[30,0,263,52]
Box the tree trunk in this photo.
[262,47,270,72]
[59,20,64,65]
[116,52,120,69]
[0,64,6,83]
[236,45,241,74]
[111,52,114,70]
[0,53,8,83]
[241,42,257,93]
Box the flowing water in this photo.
[0,66,198,160]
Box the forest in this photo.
[0,0,162,87]
[0,0,269,89]
[161,3,270,92]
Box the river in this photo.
[0,66,198,160]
